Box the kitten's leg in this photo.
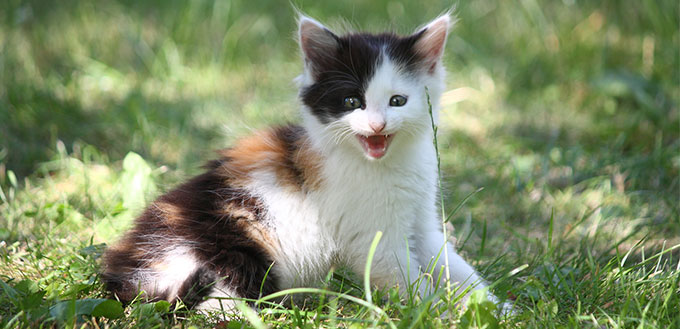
[353,234,425,298]
[104,244,245,315]
[413,222,516,316]
[193,284,240,314]
[412,217,494,304]
[415,218,516,314]
[167,266,237,314]
[103,244,203,304]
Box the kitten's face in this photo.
[298,15,450,160]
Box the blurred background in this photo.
[0,0,678,270]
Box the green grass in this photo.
[1,0,678,327]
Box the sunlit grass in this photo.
[1,0,678,327]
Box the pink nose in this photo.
[369,121,386,133]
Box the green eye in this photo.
[343,96,363,109]
[389,95,407,107]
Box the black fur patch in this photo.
[300,31,426,124]
[101,162,278,306]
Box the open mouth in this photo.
[356,134,395,159]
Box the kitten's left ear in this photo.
[413,14,453,73]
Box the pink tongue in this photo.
[365,135,387,158]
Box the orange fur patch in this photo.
[217,201,279,256]
[218,126,322,192]
[153,201,185,226]
[295,140,323,190]
[236,220,279,256]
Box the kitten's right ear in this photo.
[298,15,339,71]
[412,14,453,74]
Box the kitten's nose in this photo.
[369,121,386,133]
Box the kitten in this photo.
[102,13,500,314]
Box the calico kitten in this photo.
[102,14,500,314]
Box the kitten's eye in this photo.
[343,96,363,109]
[389,95,407,107]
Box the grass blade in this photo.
[364,231,383,303]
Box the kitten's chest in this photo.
[317,155,436,237]
[252,145,436,286]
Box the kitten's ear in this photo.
[298,15,339,71]
[413,14,453,73]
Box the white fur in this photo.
[135,245,199,300]
[195,285,239,314]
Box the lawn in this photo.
[1,0,678,328]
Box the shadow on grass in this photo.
[1,84,219,178]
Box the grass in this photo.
[1,0,678,327]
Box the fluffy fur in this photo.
[102,13,498,314]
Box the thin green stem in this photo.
[426,87,452,292]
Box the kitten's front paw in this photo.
[464,289,517,318]
[497,300,517,317]
[485,292,517,317]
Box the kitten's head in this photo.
[297,14,451,161]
